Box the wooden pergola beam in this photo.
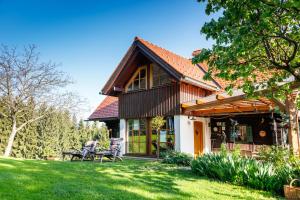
[184,94,247,112]
[196,99,206,104]
[216,94,226,100]
[191,105,271,116]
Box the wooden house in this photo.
[89,37,289,156]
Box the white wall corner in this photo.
[203,118,211,154]
[174,115,211,155]
[174,115,181,152]
[176,115,195,155]
[119,119,126,155]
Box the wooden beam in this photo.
[192,111,271,117]
[258,98,272,105]
[113,86,124,92]
[184,94,247,113]
[192,105,271,116]
[181,103,192,108]
[196,99,206,104]
[216,94,226,100]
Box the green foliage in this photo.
[191,153,294,194]
[258,145,300,187]
[151,116,165,131]
[0,102,109,159]
[194,0,300,99]
[162,150,193,166]
[258,145,295,168]
[220,143,227,157]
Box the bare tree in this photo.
[0,45,76,157]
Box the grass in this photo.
[0,157,282,200]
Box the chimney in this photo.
[192,49,201,57]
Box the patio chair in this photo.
[95,138,123,163]
[63,140,98,161]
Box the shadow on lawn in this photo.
[0,158,281,200]
[0,158,191,200]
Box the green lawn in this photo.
[0,157,282,200]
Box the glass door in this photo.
[127,119,147,154]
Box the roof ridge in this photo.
[135,37,192,62]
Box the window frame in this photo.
[127,118,147,154]
[235,124,253,144]
[125,66,147,92]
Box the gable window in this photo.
[126,66,147,92]
[151,64,171,88]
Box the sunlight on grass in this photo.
[0,158,282,200]
[0,163,15,168]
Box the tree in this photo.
[194,0,300,153]
[0,45,72,157]
[151,116,166,159]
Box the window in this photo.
[235,125,253,143]
[127,119,147,154]
[126,67,147,92]
[152,64,171,87]
[151,117,175,155]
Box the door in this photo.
[194,121,204,156]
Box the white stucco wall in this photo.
[174,115,211,155]
[119,119,126,155]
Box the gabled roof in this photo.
[88,96,118,120]
[136,37,221,88]
[101,37,221,95]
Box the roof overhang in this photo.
[182,76,220,91]
[88,117,119,122]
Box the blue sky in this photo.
[0,0,216,118]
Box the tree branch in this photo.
[16,115,45,132]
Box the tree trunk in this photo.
[285,94,300,155]
[156,129,160,159]
[4,116,17,157]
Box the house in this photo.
[89,37,289,156]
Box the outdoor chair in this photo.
[63,140,98,161]
[95,138,123,163]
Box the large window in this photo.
[151,117,175,155]
[126,67,147,92]
[152,64,171,87]
[127,119,147,154]
[234,125,253,143]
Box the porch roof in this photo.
[88,96,119,121]
[181,89,280,117]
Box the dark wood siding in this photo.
[119,83,180,118]
[180,82,211,103]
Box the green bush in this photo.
[258,146,293,167]
[258,145,300,187]
[162,150,193,166]
[191,153,293,194]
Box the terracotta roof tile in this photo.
[88,96,118,120]
[135,37,220,89]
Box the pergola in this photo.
[181,89,284,117]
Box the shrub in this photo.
[162,150,193,166]
[191,153,293,194]
[258,146,292,167]
[258,145,300,187]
